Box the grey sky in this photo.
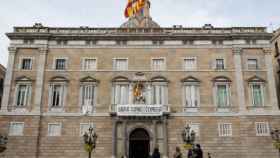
[0,0,280,67]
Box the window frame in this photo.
[79,82,98,113]
[215,58,226,70]
[9,122,24,136]
[48,82,67,111]
[218,123,232,137]
[183,82,200,108]
[113,58,128,71]
[47,123,62,137]
[247,58,259,70]
[13,82,32,107]
[214,82,231,108]
[255,122,270,136]
[81,57,97,71]
[183,57,197,71]
[249,82,265,107]
[151,57,166,71]
[19,57,33,70]
[79,123,95,136]
[53,57,68,70]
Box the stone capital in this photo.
[232,47,242,54]
[8,47,17,54]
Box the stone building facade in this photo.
[272,28,280,102]
[1,2,280,158]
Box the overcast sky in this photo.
[0,0,280,67]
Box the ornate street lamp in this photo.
[181,125,196,150]
[271,129,280,158]
[83,127,98,158]
[0,135,8,153]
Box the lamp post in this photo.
[182,125,196,157]
[0,135,8,153]
[83,127,98,158]
[271,129,280,158]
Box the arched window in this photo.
[14,76,33,107]
[150,76,168,105]
[212,76,232,108]
[247,76,266,107]
[48,76,68,112]
[80,76,99,114]
[181,76,200,110]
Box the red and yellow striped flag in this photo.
[124,0,145,18]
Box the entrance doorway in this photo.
[129,128,150,158]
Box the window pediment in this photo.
[49,76,69,82]
[181,76,200,83]
[247,76,266,83]
[212,76,231,82]
[112,76,130,82]
[150,76,168,82]
[80,76,99,83]
[15,76,33,82]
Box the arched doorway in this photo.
[129,128,150,158]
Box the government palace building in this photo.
[0,1,280,158]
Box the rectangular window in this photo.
[55,58,66,70]
[152,58,165,71]
[80,123,95,136]
[152,85,166,105]
[184,58,197,70]
[21,58,32,70]
[15,84,32,107]
[255,122,270,136]
[184,85,199,107]
[9,122,24,136]
[82,58,97,71]
[250,84,264,107]
[113,59,128,71]
[215,59,225,70]
[48,123,62,136]
[80,84,96,106]
[247,59,258,70]
[113,84,129,105]
[218,123,232,137]
[216,84,230,107]
[49,84,66,107]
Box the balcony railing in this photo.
[110,104,170,116]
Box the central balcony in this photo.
[110,104,170,117]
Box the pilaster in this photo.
[0,47,17,112]
[263,48,279,110]
[162,117,168,158]
[112,119,118,158]
[33,47,48,113]
[233,47,246,113]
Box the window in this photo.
[247,59,258,70]
[184,57,197,70]
[255,122,270,136]
[55,58,67,70]
[151,85,167,105]
[152,58,165,71]
[9,122,24,136]
[49,84,66,108]
[82,58,97,71]
[21,58,32,70]
[80,84,96,113]
[15,84,32,107]
[250,84,264,107]
[184,85,199,107]
[216,84,230,108]
[113,84,129,105]
[113,59,128,71]
[48,123,62,136]
[215,59,225,70]
[218,123,232,137]
[80,123,95,136]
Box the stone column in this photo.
[1,47,17,112]
[112,120,117,158]
[264,48,279,110]
[33,47,48,113]
[152,120,157,153]
[123,121,128,157]
[233,47,246,113]
[162,117,168,158]
[129,84,133,104]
